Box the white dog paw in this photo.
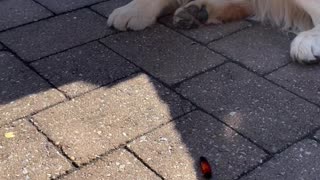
[107,1,157,31]
[290,29,320,64]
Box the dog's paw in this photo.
[173,3,208,29]
[290,28,320,64]
[107,1,157,31]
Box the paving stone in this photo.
[0,9,112,61]
[0,0,52,31]
[241,140,320,180]
[0,52,65,126]
[128,111,267,180]
[209,25,292,74]
[0,119,72,180]
[32,74,194,165]
[313,130,320,140]
[62,149,160,179]
[101,25,225,85]
[31,42,138,97]
[160,16,252,44]
[36,0,104,14]
[91,0,132,17]
[176,63,320,153]
[266,63,320,105]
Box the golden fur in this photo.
[108,0,320,63]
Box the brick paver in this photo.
[0,0,52,31]
[267,63,320,105]
[32,74,193,165]
[101,24,225,85]
[240,140,320,180]
[177,63,320,153]
[0,9,112,61]
[209,25,292,74]
[62,149,161,179]
[36,0,104,13]
[160,16,252,44]
[0,52,65,126]
[31,41,138,97]
[128,111,267,180]
[0,119,72,180]
[2,1,320,179]
[91,0,132,17]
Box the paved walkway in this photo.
[1,0,320,179]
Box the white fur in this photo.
[108,0,320,63]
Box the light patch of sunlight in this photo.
[32,73,174,164]
[223,111,243,138]
[0,88,65,126]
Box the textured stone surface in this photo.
[241,140,320,180]
[62,149,161,180]
[129,111,267,180]
[267,63,320,105]
[31,42,138,97]
[36,0,103,13]
[0,52,65,126]
[177,63,320,153]
[0,0,52,31]
[32,74,193,165]
[0,119,72,179]
[209,25,292,74]
[101,25,225,85]
[0,9,112,61]
[91,0,132,17]
[313,130,320,140]
[160,16,252,44]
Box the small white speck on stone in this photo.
[159,137,168,142]
[229,112,237,116]
[305,151,311,155]
[22,168,28,174]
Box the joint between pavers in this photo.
[124,146,165,180]
[235,128,320,179]
[88,6,109,20]
[31,0,57,15]
[29,32,121,64]
[171,61,228,89]
[27,117,80,176]
[1,43,71,100]
[0,2,109,34]
[262,61,292,76]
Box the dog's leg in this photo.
[291,0,320,64]
[173,0,252,29]
[108,0,182,31]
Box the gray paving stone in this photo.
[36,0,104,14]
[267,63,320,105]
[0,9,112,61]
[209,25,292,74]
[160,16,252,44]
[313,130,320,140]
[31,42,138,97]
[240,140,320,180]
[176,63,320,153]
[101,25,225,85]
[128,111,267,180]
[0,119,72,180]
[32,74,194,165]
[62,149,161,180]
[0,0,52,31]
[0,52,65,126]
[91,0,132,17]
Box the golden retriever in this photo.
[107,0,320,64]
